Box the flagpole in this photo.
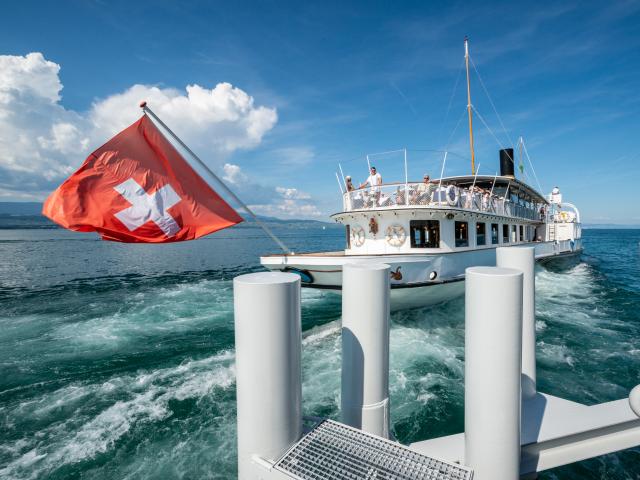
[140,102,293,255]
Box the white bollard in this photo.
[234,272,302,480]
[497,246,537,399]
[465,266,523,480]
[630,385,640,417]
[341,263,391,438]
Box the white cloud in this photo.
[0,52,62,104]
[222,163,248,185]
[0,52,278,199]
[250,200,322,219]
[219,164,322,219]
[275,186,311,200]
[89,82,277,153]
[251,184,322,218]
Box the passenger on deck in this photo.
[412,174,434,204]
[360,166,382,191]
[360,166,382,207]
[345,176,355,192]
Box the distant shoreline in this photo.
[0,203,638,229]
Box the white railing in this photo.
[342,182,539,221]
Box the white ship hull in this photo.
[261,239,582,309]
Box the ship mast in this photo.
[464,37,476,174]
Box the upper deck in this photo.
[340,175,548,222]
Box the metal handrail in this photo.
[342,182,542,222]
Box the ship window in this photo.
[511,225,517,242]
[491,223,499,244]
[410,220,440,248]
[519,225,524,242]
[502,224,510,243]
[346,225,351,249]
[476,222,486,246]
[455,221,469,248]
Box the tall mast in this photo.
[464,37,476,174]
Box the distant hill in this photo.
[0,202,43,216]
[0,202,336,230]
[583,223,640,229]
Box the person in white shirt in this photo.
[360,166,382,191]
[359,166,382,207]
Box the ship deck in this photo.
[263,250,345,258]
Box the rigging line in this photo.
[408,149,470,161]
[520,139,544,194]
[390,81,419,116]
[444,107,469,151]
[367,149,407,158]
[471,104,507,151]
[469,56,514,147]
[439,58,466,145]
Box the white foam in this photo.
[0,351,236,479]
[302,320,341,345]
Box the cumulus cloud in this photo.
[275,186,311,200]
[0,52,62,103]
[252,185,322,218]
[217,164,322,219]
[222,163,248,185]
[0,52,278,199]
[89,83,277,153]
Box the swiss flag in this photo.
[43,114,243,242]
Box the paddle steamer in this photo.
[260,39,582,308]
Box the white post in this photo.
[404,148,409,206]
[465,266,522,480]
[341,263,391,438]
[630,385,640,417]
[470,162,481,210]
[335,172,345,194]
[497,246,537,399]
[438,151,448,205]
[338,162,347,189]
[234,272,302,480]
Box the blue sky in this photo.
[1,0,639,222]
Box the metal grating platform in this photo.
[274,420,473,480]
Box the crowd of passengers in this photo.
[344,166,499,208]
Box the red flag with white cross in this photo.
[42,114,243,242]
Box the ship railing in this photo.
[342,182,538,221]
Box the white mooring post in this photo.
[465,266,523,480]
[496,246,537,399]
[630,385,640,417]
[341,263,391,438]
[234,272,302,480]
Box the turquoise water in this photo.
[1,227,639,479]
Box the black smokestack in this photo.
[499,148,515,178]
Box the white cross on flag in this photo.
[42,115,243,242]
[114,178,182,237]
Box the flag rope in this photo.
[142,104,293,255]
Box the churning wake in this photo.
[1,229,639,479]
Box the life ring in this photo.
[385,224,406,247]
[446,185,460,206]
[350,225,365,247]
[559,211,569,222]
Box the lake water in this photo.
[1,226,639,479]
